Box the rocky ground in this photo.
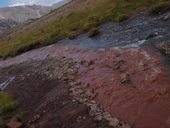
[0,11,170,128]
[0,58,111,128]
[62,11,170,50]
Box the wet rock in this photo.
[7,117,22,128]
[163,13,170,20]
[120,73,130,83]
[146,32,158,40]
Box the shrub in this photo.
[0,93,18,114]
[115,14,130,22]
[14,112,26,122]
[88,28,100,37]
[68,31,78,40]
[82,21,100,32]
[69,23,79,31]
[149,1,170,15]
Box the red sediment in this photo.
[0,43,170,128]
[76,48,170,128]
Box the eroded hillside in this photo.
[0,0,170,128]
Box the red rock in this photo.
[120,73,130,83]
[28,114,41,124]
[7,118,22,128]
[113,60,125,70]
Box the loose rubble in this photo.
[69,80,131,128]
[156,41,170,56]
[0,57,131,128]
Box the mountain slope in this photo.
[0,1,71,33]
[0,0,169,58]
[0,5,50,23]
[52,0,72,9]
[0,19,18,33]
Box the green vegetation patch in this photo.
[0,93,18,114]
[0,0,169,58]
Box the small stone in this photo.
[28,114,41,124]
[79,60,86,65]
[7,117,22,128]
[96,115,103,121]
[120,73,131,83]
[72,99,76,102]
[109,118,120,127]
[113,60,125,70]
[146,32,158,40]
[163,13,170,20]
[103,112,111,120]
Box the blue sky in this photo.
[0,0,63,8]
[0,0,10,8]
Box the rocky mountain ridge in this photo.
[0,19,18,33]
[0,5,50,23]
[0,0,71,33]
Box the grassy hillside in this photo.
[0,0,169,58]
